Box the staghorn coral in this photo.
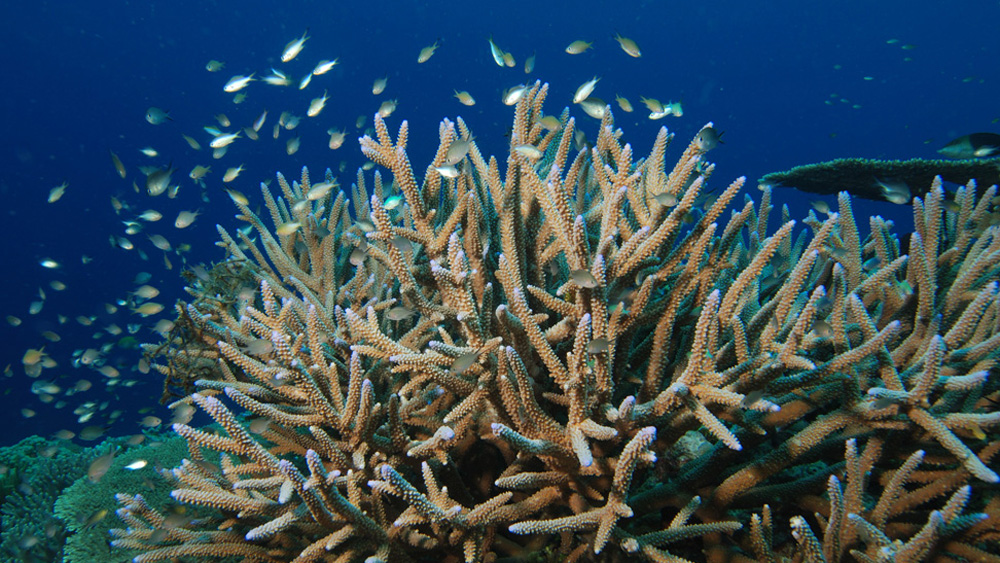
[113,81,999,562]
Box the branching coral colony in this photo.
[113,82,1000,562]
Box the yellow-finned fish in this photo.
[223,74,255,92]
[209,131,241,149]
[312,59,338,75]
[572,76,600,104]
[418,41,439,63]
[109,150,127,178]
[614,34,641,57]
[307,90,329,117]
[281,29,310,62]
[453,90,475,106]
[565,40,592,54]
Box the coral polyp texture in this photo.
[112,82,1000,562]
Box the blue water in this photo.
[0,0,996,445]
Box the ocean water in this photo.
[0,0,995,550]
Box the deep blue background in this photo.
[1,0,996,445]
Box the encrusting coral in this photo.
[111,81,1000,562]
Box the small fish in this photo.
[391,235,412,252]
[276,221,302,236]
[147,234,171,252]
[263,68,291,86]
[524,52,536,74]
[181,134,202,150]
[282,113,301,130]
[451,352,478,374]
[514,144,542,160]
[145,165,175,197]
[384,195,404,210]
[222,164,244,183]
[175,210,200,228]
[209,131,241,149]
[445,139,470,165]
[125,460,148,470]
[243,340,274,355]
[137,209,162,222]
[435,165,459,178]
[109,150,127,178]
[587,338,609,354]
[579,97,606,119]
[538,115,561,131]
[215,113,231,127]
[565,40,592,54]
[79,425,107,441]
[48,182,68,203]
[372,76,388,95]
[349,246,367,266]
[694,126,724,152]
[281,30,310,62]
[614,34,641,57]
[223,73,255,93]
[139,146,158,157]
[454,90,476,106]
[651,193,679,207]
[22,347,45,365]
[307,90,329,117]
[319,129,343,152]
[299,73,313,90]
[502,84,528,106]
[570,269,598,288]
[615,95,633,112]
[810,200,831,215]
[573,76,600,104]
[132,302,165,316]
[875,178,911,204]
[226,188,248,205]
[189,165,211,180]
[312,59,339,75]
[306,181,335,200]
[88,450,115,481]
[286,136,301,155]
[640,96,664,113]
[133,285,160,299]
[145,107,172,125]
[937,133,1000,159]
[378,99,398,118]
[205,60,225,72]
[488,37,506,67]
[418,41,439,63]
[386,306,415,321]
[502,52,515,67]
[252,111,268,133]
[123,220,143,235]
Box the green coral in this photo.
[0,436,91,563]
[55,434,190,563]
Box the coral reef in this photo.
[55,434,189,563]
[1,436,97,562]
[113,82,999,562]
[759,156,1000,203]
